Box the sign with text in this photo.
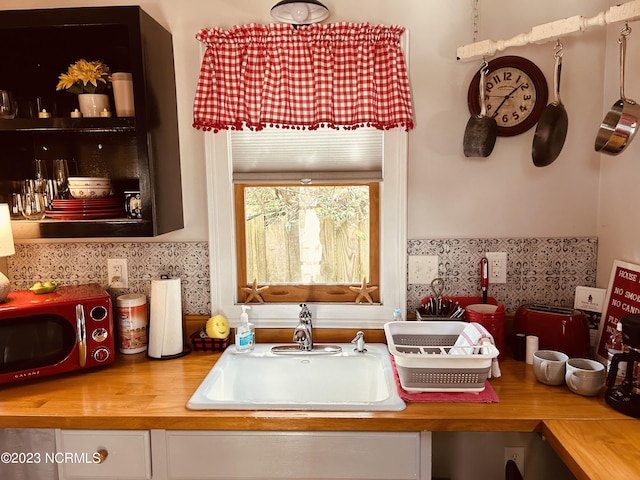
[596,260,640,362]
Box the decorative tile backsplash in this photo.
[6,236,597,318]
[8,242,210,315]
[407,237,598,314]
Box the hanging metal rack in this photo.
[457,0,640,61]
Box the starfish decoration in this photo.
[349,277,378,304]
[241,278,269,304]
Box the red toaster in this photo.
[514,304,589,358]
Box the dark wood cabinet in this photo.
[0,6,183,238]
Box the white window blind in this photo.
[230,128,383,182]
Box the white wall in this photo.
[2,0,631,289]
[408,0,606,239]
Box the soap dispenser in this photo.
[235,305,255,352]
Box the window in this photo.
[206,127,407,327]
[231,128,381,304]
[235,182,379,303]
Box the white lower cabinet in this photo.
[55,429,152,480]
[53,429,431,479]
[156,430,431,480]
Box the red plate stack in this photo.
[46,198,125,220]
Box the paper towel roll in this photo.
[148,277,183,358]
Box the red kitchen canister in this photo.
[465,303,505,361]
[116,293,148,354]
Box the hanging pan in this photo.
[595,25,640,155]
[532,41,568,167]
[463,61,497,157]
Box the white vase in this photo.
[111,72,135,117]
[77,94,110,118]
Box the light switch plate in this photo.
[408,255,439,284]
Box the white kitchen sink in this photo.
[186,343,405,411]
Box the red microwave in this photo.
[0,283,114,385]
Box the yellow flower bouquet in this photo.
[56,59,112,94]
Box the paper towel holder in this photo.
[147,275,191,360]
[148,347,191,360]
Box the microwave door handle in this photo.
[75,304,87,367]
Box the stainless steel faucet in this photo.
[293,303,313,351]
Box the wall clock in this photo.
[467,56,548,137]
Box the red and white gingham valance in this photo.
[193,22,413,132]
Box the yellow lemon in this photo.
[30,281,58,294]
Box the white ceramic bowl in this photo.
[69,186,112,198]
[68,177,112,187]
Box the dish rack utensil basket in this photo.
[384,321,499,393]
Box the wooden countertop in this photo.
[0,344,637,480]
[0,348,629,431]
[542,420,640,480]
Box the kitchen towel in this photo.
[148,277,184,358]
[390,357,499,403]
[450,321,502,378]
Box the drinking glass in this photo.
[0,90,16,119]
[21,180,46,220]
[16,97,37,119]
[44,179,55,209]
[32,159,48,193]
[54,159,70,199]
[10,193,23,219]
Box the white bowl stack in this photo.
[68,177,113,199]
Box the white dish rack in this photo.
[384,321,499,393]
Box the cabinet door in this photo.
[165,431,420,480]
[55,429,151,479]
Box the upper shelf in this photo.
[457,0,640,61]
[0,117,135,133]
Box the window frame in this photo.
[205,128,407,328]
[234,182,380,304]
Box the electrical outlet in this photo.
[504,447,525,477]
[485,252,507,284]
[408,255,439,284]
[107,258,129,288]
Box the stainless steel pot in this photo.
[595,25,640,155]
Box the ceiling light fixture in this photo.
[271,0,329,25]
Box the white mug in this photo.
[565,358,605,396]
[533,350,568,386]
